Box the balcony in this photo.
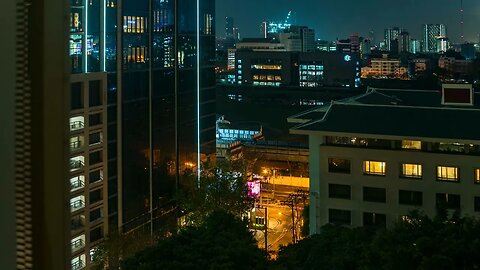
[71,236,85,253]
[70,141,83,151]
[70,196,85,212]
[70,176,85,192]
[71,260,85,270]
[70,121,84,132]
[70,156,85,172]
[71,215,85,231]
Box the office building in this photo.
[289,85,480,232]
[277,26,315,52]
[234,51,360,88]
[384,27,403,51]
[410,39,421,54]
[2,0,70,269]
[118,0,216,236]
[436,36,450,53]
[398,31,410,53]
[423,24,447,53]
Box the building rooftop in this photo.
[290,87,480,141]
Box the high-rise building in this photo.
[398,31,411,53]
[436,36,450,53]
[384,27,403,51]
[279,26,315,52]
[69,0,109,267]
[226,17,234,38]
[118,0,216,235]
[422,24,447,53]
[410,39,421,54]
[2,0,70,269]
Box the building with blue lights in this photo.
[233,51,361,88]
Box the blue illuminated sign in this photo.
[344,55,352,62]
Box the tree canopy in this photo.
[273,211,480,270]
[122,210,268,270]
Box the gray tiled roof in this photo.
[290,88,480,141]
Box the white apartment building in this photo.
[289,85,480,233]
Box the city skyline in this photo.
[217,0,480,43]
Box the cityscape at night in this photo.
[2,0,480,269]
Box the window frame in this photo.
[363,160,386,176]
[400,163,423,179]
[436,166,459,182]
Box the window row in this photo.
[329,184,480,210]
[328,158,480,183]
[329,195,480,226]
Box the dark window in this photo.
[363,212,386,227]
[399,190,423,206]
[329,209,351,225]
[329,184,351,199]
[89,80,102,107]
[89,132,102,145]
[363,187,386,203]
[89,189,102,204]
[436,193,461,209]
[89,151,102,165]
[90,208,102,222]
[89,169,103,184]
[328,158,351,174]
[90,226,103,243]
[71,82,84,110]
[89,113,102,126]
[475,197,480,212]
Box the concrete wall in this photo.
[315,144,480,231]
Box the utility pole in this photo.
[281,189,309,244]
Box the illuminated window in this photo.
[401,164,422,179]
[476,169,480,184]
[363,161,386,176]
[251,64,282,70]
[402,140,421,150]
[437,166,459,182]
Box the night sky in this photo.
[216,0,480,43]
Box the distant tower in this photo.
[460,0,465,42]
[225,17,234,38]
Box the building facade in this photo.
[289,86,480,233]
[118,0,216,235]
[69,0,109,267]
[234,51,360,88]
[422,24,447,53]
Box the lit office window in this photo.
[437,166,459,182]
[476,169,480,184]
[401,164,422,179]
[402,140,421,150]
[363,161,386,176]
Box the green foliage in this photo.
[91,229,154,270]
[122,210,268,270]
[273,212,480,270]
[177,160,254,225]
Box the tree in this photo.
[274,212,480,270]
[122,210,268,270]
[177,160,255,225]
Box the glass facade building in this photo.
[119,0,216,233]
